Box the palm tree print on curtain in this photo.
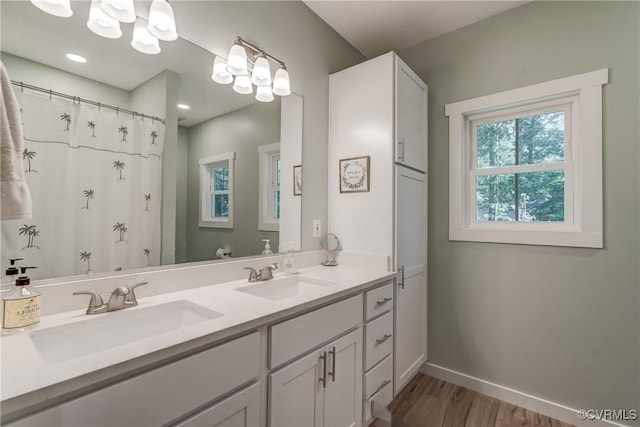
[119,125,128,142]
[144,248,151,265]
[80,251,92,273]
[22,149,36,173]
[60,113,71,131]
[82,189,95,210]
[1,87,165,279]
[113,222,128,243]
[113,160,125,180]
[144,193,151,211]
[88,121,96,137]
[18,224,40,249]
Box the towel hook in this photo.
[19,82,24,93]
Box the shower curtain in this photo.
[1,88,164,280]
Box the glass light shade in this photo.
[226,44,248,76]
[272,67,291,96]
[251,56,272,87]
[87,0,122,39]
[30,0,72,17]
[147,0,177,41]
[99,0,136,23]
[256,86,274,103]
[233,75,253,95]
[211,57,233,85]
[131,20,160,55]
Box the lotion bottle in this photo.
[2,266,40,335]
[283,242,298,275]
[261,239,273,255]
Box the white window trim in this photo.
[199,152,235,229]
[258,142,280,232]
[446,69,608,248]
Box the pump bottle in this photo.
[2,266,40,334]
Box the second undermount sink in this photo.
[234,276,337,301]
[30,300,223,364]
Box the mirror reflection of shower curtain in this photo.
[0,89,164,280]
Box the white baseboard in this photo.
[420,363,632,427]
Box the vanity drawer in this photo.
[365,282,393,320]
[270,294,362,368]
[364,354,393,397]
[364,310,393,369]
[363,362,393,423]
[10,332,261,427]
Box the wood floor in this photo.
[375,373,576,427]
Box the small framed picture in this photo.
[293,165,302,196]
[339,156,370,193]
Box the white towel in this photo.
[0,61,32,220]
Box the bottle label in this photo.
[2,296,41,329]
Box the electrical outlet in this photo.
[312,219,321,238]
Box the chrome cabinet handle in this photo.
[328,346,336,383]
[366,379,392,401]
[319,351,327,388]
[375,334,392,346]
[398,265,405,289]
[375,297,392,307]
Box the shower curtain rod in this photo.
[11,80,166,125]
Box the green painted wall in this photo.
[400,1,639,419]
[185,101,281,261]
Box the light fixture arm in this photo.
[235,37,286,69]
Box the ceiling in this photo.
[1,1,528,126]
[303,0,529,58]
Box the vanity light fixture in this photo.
[30,0,73,17]
[99,0,136,23]
[87,0,122,39]
[214,37,291,102]
[147,0,178,41]
[211,57,233,85]
[131,19,160,55]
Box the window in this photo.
[446,69,608,248]
[258,143,280,231]
[199,152,234,228]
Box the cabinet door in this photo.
[323,329,363,427]
[269,349,324,427]
[395,58,427,172]
[395,167,427,393]
[174,382,261,427]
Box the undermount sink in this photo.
[234,276,337,301]
[30,300,223,364]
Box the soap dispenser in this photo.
[283,242,298,275]
[2,266,40,334]
[261,239,273,255]
[2,258,22,285]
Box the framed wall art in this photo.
[339,155,370,193]
[293,165,302,196]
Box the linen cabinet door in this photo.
[269,349,324,427]
[395,58,427,173]
[323,329,363,427]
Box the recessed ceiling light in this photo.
[177,104,190,110]
[66,53,87,63]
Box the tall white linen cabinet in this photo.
[328,51,428,417]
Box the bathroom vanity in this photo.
[1,254,395,427]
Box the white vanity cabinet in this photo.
[268,295,363,427]
[7,332,262,427]
[329,50,428,399]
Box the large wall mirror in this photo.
[0,1,303,282]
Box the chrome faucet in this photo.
[74,281,148,315]
[244,263,278,282]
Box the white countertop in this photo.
[1,264,393,418]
